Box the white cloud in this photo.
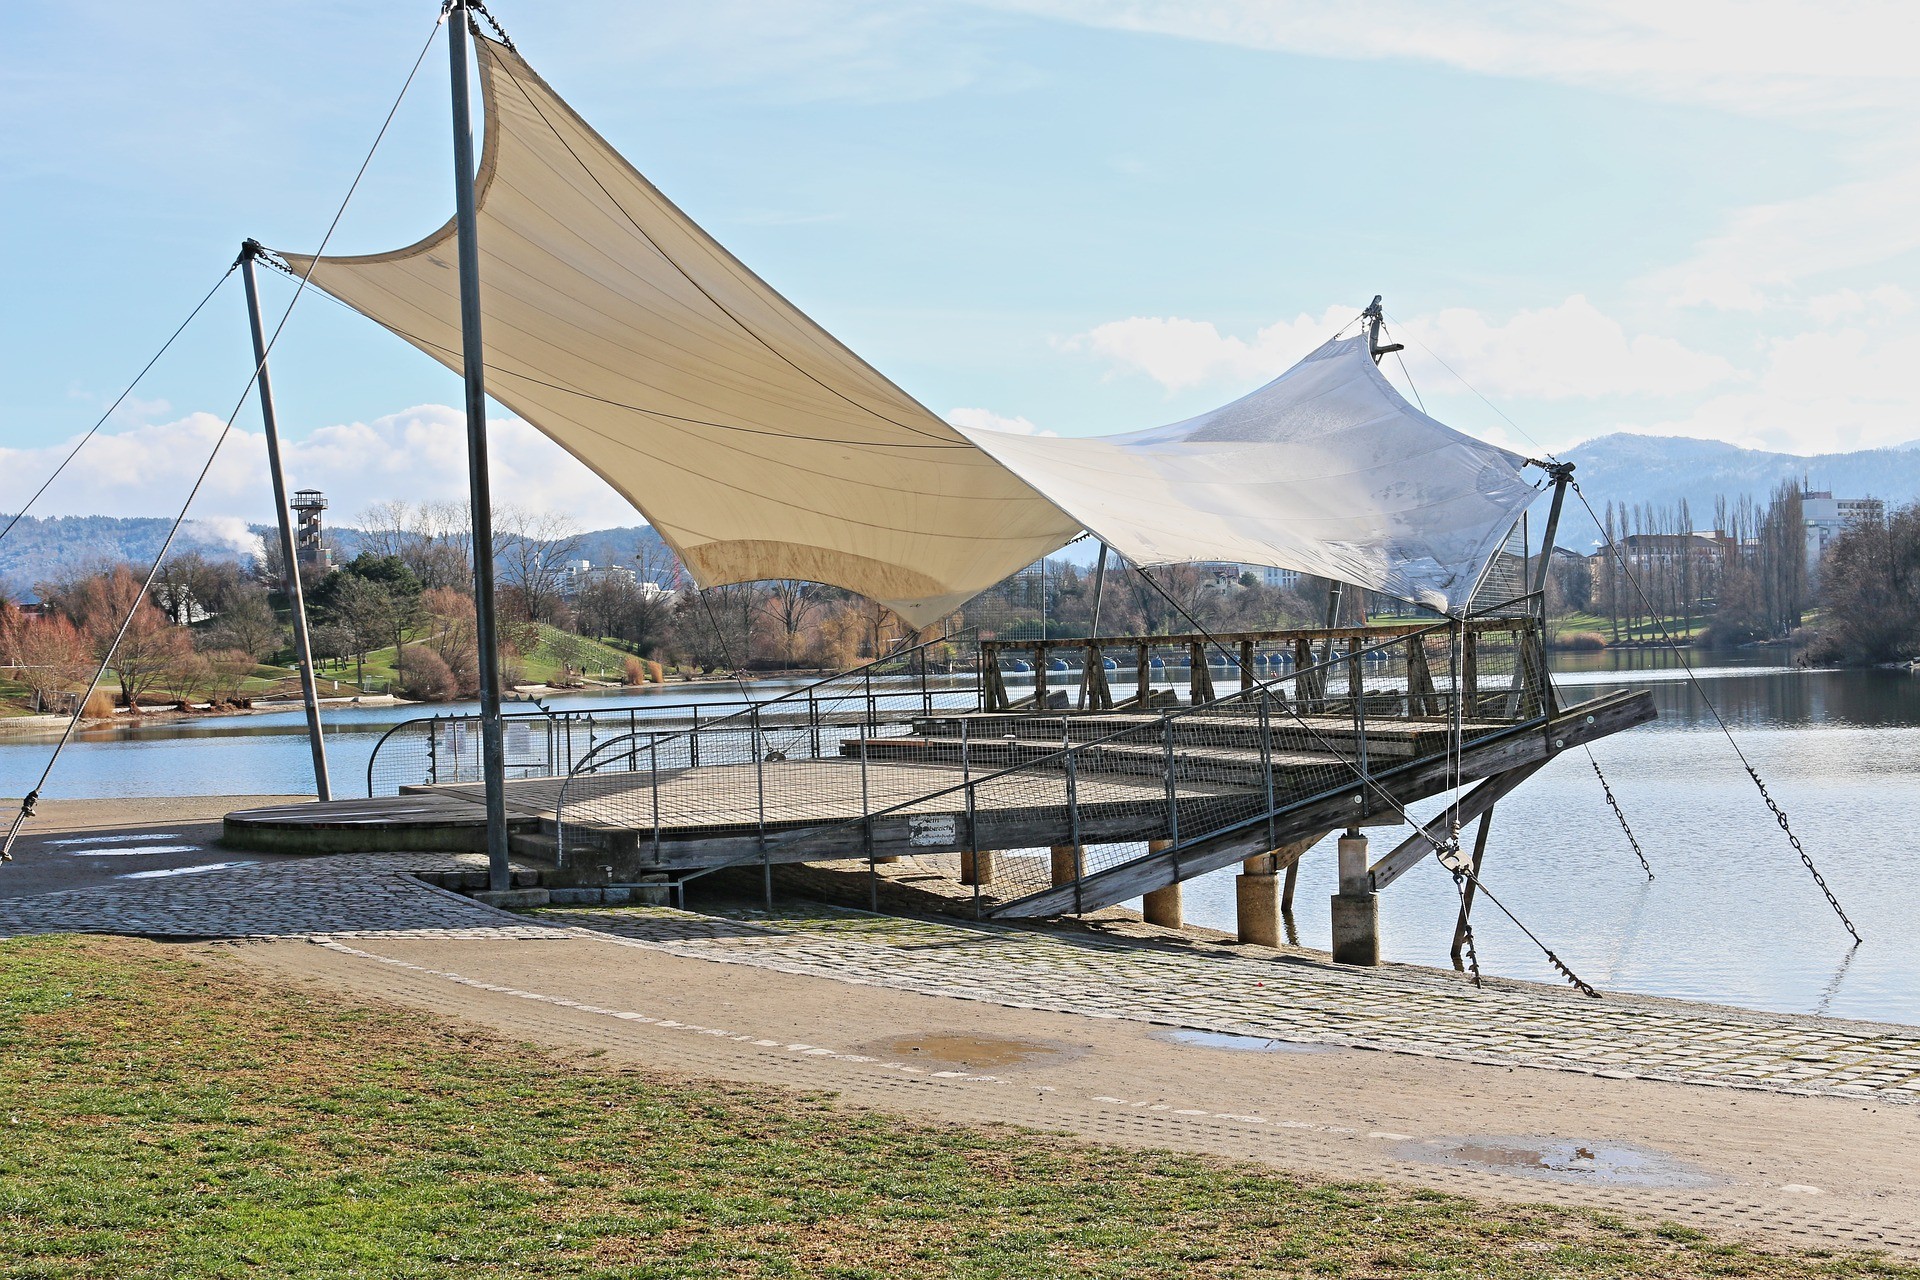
[988,2,1920,313]
[985,2,1920,120]
[946,406,1054,435]
[1400,297,1736,399]
[1807,284,1914,326]
[0,405,644,533]
[1061,308,1353,392]
[1065,296,1734,400]
[1616,324,1920,453]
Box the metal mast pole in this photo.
[1088,542,1110,637]
[448,2,511,891]
[240,241,332,802]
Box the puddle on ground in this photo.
[1153,1029,1329,1054]
[1394,1136,1718,1189]
[867,1032,1066,1069]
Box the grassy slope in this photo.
[1,936,1913,1279]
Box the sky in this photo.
[3,0,1918,531]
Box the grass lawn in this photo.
[1554,612,1714,644]
[318,625,639,696]
[1,936,1913,1278]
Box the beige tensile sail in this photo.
[280,34,1543,623]
[279,35,1082,627]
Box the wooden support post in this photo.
[1135,644,1151,708]
[983,651,1008,713]
[960,847,996,886]
[1406,639,1436,716]
[1240,639,1255,692]
[1294,637,1319,706]
[1451,811,1494,962]
[1463,630,1480,716]
[1281,859,1300,913]
[1049,844,1082,889]
[1189,642,1215,704]
[1346,635,1363,706]
[1034,645,1049,709]
[1140,838,1181,928]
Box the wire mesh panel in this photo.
[537,609,1552,911]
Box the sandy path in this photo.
[233,930,1920,1257]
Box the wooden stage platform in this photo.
[224,686,1654,918]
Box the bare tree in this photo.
[11,615,92,711]
[493,507,585,625]
[761,580,823,666]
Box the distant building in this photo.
[559,558,641,599]
[1802,490,1884,572]
[1237,564,1300,590]
[290,489,334,572]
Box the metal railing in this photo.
[548,600,1555,913]
[551,633,985,862]
[362,635,978,796]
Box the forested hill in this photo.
[1555,434,1920,551]
[3,437,1916,593]
[0,515,288,599]
[0,515,674,600]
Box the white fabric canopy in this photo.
[957,335,1543,614]
[279,36,1080,627]
[279,35,1541,621]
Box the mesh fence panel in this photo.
[534,608,1545,909]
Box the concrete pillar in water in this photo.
[960,848,996,885]
[1141,838,1181,928]
[1050,844,1083,888]
[1236,851,1281,947]
[1331,827,1380,965]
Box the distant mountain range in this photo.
[1555,433,1920,551]
[2,436,1915,595]
[0,515,676,601]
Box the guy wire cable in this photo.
[1128,561,1603,995]
[0,264,237,549]
[2,13,445,863]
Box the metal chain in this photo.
[1588,752,1653,879]
[465,0,518,51]
[1746,764,1861,942]
[1447,867,1483,988]
[1542,948,1600,998]
[1569,479,1860,942]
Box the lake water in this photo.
[4,653,1915,1026]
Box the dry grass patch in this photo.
[0,935,1913,1279]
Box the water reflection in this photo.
[3,652,1916,1025]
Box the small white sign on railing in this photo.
[909,814,958,847]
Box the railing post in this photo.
[690,706,701,768]
[809,691,821,759]
[425,715,439,787]
[1352,638,1371,797]
[1163,712,1179,856]
[753,705,770,909]
[919,648,931,718]
[1063,721,1082,915]
[628,710,637,772]
[860,730,876,911]
[650,735,661,864]
[1260,687,1276,851]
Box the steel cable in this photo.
[0,265,237,549]
[2,15,445,863]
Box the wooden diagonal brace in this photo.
[1368,761,1545,891]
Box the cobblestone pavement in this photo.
[551,904,1920,1103]
[0,852,562,941]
